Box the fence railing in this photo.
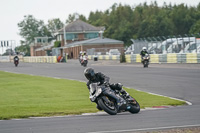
[0,56,57,63]
[23,56,57,63]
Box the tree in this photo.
[47,18,64,37]
[65,13,87,24]
[15,44,30,56]
[189,20,200,34]
[18,15,52,45]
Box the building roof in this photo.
[61,37,124,48]
[58,20,104,33]
[35,41,55,51]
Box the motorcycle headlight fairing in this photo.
[96,87,102,96]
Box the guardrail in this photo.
[0,56,57,63]
[23,56,57,63]
[88,55,120,60]
[88,53,200,63]
[0,56,10,62]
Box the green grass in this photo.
[0,71,185,120]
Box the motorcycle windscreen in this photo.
[89,83,98,95]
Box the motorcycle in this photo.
[142,54,150,68]
[14,58,19,67]
[80,55,88,67]
[89,83,140,115]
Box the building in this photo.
[30,37,53,56]
[32,19,124,58]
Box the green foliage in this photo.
[54,41,61,47]
[87,2,200,46]
[15,44,30,56]
[189,20,200,34]
[18,15,52,45]
[0,71,185,119]
[2,49,14,56]
[48,18,64,37]
[65,13,87,24]
[18,2,200,47]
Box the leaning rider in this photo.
[84,68,130,110]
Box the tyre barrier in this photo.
[23,56,57,63]
[88,53,200,63]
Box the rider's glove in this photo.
[104,81,109,86]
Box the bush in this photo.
[54,41,61,47]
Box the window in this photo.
[66,33,78,40]
[84,33,98,39]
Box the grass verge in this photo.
[0,71,185,120]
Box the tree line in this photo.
[17,1,200,55]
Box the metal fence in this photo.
[130,34,200,54]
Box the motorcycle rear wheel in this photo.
[98,97,117,115]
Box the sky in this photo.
[0,0,199,47]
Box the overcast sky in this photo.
[0,0,199,46]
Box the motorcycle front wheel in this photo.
[97,96,117,115]
[128,99,140,114]
[144,61,148,68]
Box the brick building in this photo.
[54,19,124,59]
[61,37,124,59]
[32,19,124,58]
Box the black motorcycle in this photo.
[14,58,19,67]
[89,83,140,115]
[142,54,150,68]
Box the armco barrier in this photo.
[23,56,57,63]
[88,54,200,63]
[0,56,10,62]
[167,53,177,63]
[88,55,120,61]
[186,53,197,63]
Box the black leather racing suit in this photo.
[86,72,126,110]
[86,72,123,91]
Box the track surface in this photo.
[0,61,200,133]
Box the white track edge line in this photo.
[87,124,200,133]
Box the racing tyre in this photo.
[98,97,117,115]
[128,99,140,114]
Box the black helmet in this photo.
[84,68,95,80]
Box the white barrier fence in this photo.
[0,56,57,63]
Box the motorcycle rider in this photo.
[140,47,148,57]
[84,68,130,110]
[140,47,149,62]
[80,51,88,64]
[14,55,19,62]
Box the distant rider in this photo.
[14,55,19,62]
[84,68,130,110]
[140,47,149,62]
[80,51,88,64]
[140,47,148,57]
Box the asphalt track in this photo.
[0,60,200,133]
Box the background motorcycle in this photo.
[142,54,150,68]
[14,58,19,67]
[80,56,88,67]
[89,83,140,115]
